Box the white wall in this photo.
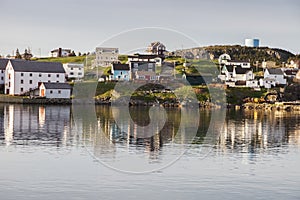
[264,70,286,85]
[63,63,84,79]
[40,84,70,98]
[4,62,15,95]
[95,47,119,67]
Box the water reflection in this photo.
[0,104,299,158]
[219,110,300,153]
[0,104,73,146]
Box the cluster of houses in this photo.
[95,42,167,82]
[217,53,300,89]
[0,58,84,99]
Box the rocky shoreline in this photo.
[1,95,300,111]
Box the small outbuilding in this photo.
[39,82,72,99]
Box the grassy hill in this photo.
[173,45,295,65]
[32,55,87,64]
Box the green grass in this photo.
[32,56,87,64]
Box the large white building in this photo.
[63,63,84,80]
[95,47,119,67]
[5,59,66,95]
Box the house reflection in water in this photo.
[218,110,300,156]
[80,105,199,160]
[0,104,72,146]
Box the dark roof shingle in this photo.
[267,68,283,75]
[112,63,130,71]
[10,59,65,73]
[235,67,251,74]
[0,59,9,70]
[42,82,72,89]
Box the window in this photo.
[71,68,73,70]
[58,90,61,94]
[50,90,53,94]
[56,74,59,78]
[8,82,10,87]
[1,77,3,80]
[48,80,51,82]
[56,81,59,83]
[39,74,42,77]
[48,74,51,77]
[29,73,32,77]
[21,73,24,76]
[29,80,32,84]
[20,88,23,92]
[70,72,74,75]
[21,80,24,84]
[78,72,82,75]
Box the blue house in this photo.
[111,63,130,81]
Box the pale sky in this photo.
[0,0,299,57]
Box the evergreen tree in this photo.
[15,49,22,59]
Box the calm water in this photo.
[0,103,299,200]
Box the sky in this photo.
[0,0,299,57]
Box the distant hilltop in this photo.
[172,45,296,64]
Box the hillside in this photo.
[172,45,295,65]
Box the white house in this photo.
[50,48,71,57]
[63,63,84,80]
[95,47,119,67]
[225,60,251,68]
[39,82,71,99]
[219,65,254,82]
[128,54,163,66]
[5,59,66,95]
[218,53,231,65]
[0,59,9,85]
[259,78,276,89]
[264,68,286,85]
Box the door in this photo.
[41,89,45,97]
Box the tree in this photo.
[69,50,76,57]
[15,49,22,59]
[23,48,33,60]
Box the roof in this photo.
[128,61,156,63]
[128,54,164,59]
[63,63,84,68]
[225,65,234,72]
[235,67,251,74]
[112,63,130,71]
[228,60,250,63]
[267,68,284,75]
[51,48,71,53]
[0,59,9,70]
[284,70,298,76]
[10,59,65,73]
[41,82,72,89]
